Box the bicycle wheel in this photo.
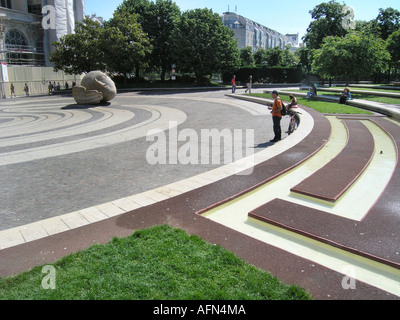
[288,119,296,135]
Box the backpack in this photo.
[278,98,287,116]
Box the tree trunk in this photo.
[161,67,166,81]
[135,64,140,80]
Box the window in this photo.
[5,29,29,65]
[0,0,11,9]
[5,30,28,47]
[28,0,42,15]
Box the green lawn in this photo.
[280,89,400,105]
[251,93,373,115]
[0,225,311,300]
[319,91,399,105]
[344,86,400,94]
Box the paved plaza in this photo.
[0,89,287,230]
[0,88,399,300]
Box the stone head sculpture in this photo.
[73,71,117,105]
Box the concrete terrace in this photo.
[263,86,400,120]
[0,87,399,300]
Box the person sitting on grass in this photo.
[306,83,317,99]
[339,87,352,104]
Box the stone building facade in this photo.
[0,0,85,98]
[221,12,298,52]
[0,0,84,67]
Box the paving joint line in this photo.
[0,106,314,251]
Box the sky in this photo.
[84,0,400,41]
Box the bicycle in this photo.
[286,107,301,135]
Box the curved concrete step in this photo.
[290,119,375,203]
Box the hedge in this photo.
[224,67,304,84]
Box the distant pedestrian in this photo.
[270,90,282,142]
[10,83,16,98]
[48,82,53,95]
[231,75,236,93]
[245,75,252,94]
[339,87,352,104]
[65,82,69,90]
[306,83,317,99]
[24,83,29,96]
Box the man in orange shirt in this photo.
[270,90,282,142]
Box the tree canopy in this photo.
[312,31,390,83]
[115,0,181,80]
[170,8,239,82]
[50,0,400,84]
[50,18,107,74]
[304,1,400,82]
[376,8,400,40]
[239,46,297,68]
[51,1,239,83]
[303,0,348,50]
[104,10,151,78]
[240,47,255,67]
[387,29,400,69]
[50,15,151,78]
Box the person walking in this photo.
[270,90,282,142]
[24,83,29,96]
[10,83,16,98]
[48,82,53,95]
[244,75,252,94]
[231,75,236,93]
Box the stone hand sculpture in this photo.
[73,71,117,105]
[72,86,103,105]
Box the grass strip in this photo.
[347,86,400,93]
[250,93,373,115]
[0,225,311,300]
[315,92,399,105]
[279,89,399,105]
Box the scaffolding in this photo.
[0,43,45,66]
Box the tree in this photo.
[387,30,400,65]
[117,0,150,21]
[50,13,151,79]
[312,31,390,84]
[240,47,255,67]
[262,46,296,68]
[264,47,282,67]
[50,18,107,74]
[116,0,180,80]
[355,20,380,37]
[303,0,348,49]
[171,8,239,82]
[254,48,267,66]
[296,46,313,73]
[105,10,152,80]
[146,0,181,80]
[281,46,297,67]
[375,8,400,40]
[387,29,400,76]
